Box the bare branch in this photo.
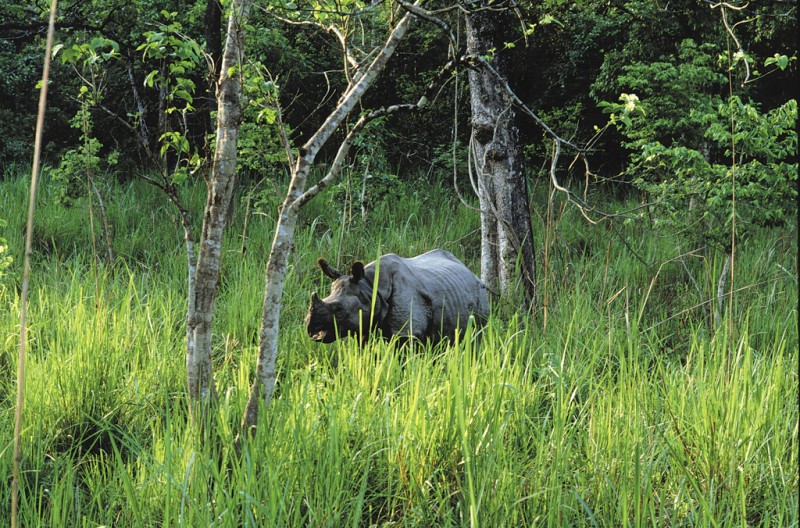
[242,4,422,429]
[135,171,168,192]
[451,66,480,212]
[396,0,458,49]
[269,13,361,79]
[548,139,598,224]
[291,52,464,210]
[292,2,420,171]
[710,1,750,11]
[291,102,420,211]
[710,1,752,84]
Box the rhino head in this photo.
[305,258,375,344]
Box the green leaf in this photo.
[258,107,277,125]
[765,53,789,70]
[144,70,158,88]
[60,46,80,65]
[171,167,188,185]
[539,14,564,27]
[174,90,193,103]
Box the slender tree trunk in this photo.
[241,7,418,431]
[714,252,732,330]
[466,9,536,307]
[186,0,253,421]
[89,177,114,263]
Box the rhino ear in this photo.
[311,292,321,305]
[351,262,365,283]
[318,258,342,280]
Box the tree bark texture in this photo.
[186,0,252,420]
[241,6,418,431]
[466,10,536,307]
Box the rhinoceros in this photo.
[305,249,489,345]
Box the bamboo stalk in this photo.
[12,0,58,525]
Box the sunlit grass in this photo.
[0,169,796,526]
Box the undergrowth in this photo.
[0,166,796,526]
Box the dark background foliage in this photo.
[0,0,795,187]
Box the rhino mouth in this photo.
[308,327,338,343]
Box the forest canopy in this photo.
[1,0,796,185]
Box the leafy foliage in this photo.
[2,0,794,187]
[0,40,41,162]
[607,39,726,146]
[326,119,415,219]
[136,11,207,183]
[600,39,797,249]
[633,98,797,247]
[50,136,118,205]
[51,37,120,203]
[237,65,295,181]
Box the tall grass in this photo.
[0,167,796,526]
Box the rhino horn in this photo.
[318,258,342,280]
[351,262,365,283]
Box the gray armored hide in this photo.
[306,249,490,345]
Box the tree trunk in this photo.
[89,176,114,263]
[466,10,536,308]
[186,0,252,421]
[714,252,732,330]
[476,164,499,288]
[241,7,418,431]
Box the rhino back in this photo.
[373,250,489,340]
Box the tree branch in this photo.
[290,54,463,210]
[396,0,458,49]
[291,103,420,211]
